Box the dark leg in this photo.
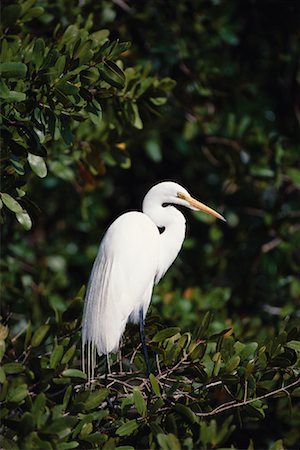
[105,355,114,412]
[139,309,151,376]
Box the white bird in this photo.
[82,181,225,381]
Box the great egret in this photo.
[82,181,225,381]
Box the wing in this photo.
[82,211,159,364]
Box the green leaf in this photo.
[19,126,47,156]
[292,387,300,397]
[90,29,110,45]
[32,38,45,69]
[20,411,35,434]
[286,340,300,352]
[62,369,87,379]
[194,311,212,340]
[157,433,181,450]
[99,60,125,89]
[86,101,102,125]
[54,55,66,77]
[28,153,47,178]
[21,0,36,14]
[115,447,134,450]
[149,373,161,397]
[145,138,162,162]
[240,342,258,359]
[116,420,139,437]
[0,324,8,340]
[286,168,300,188]
[150,97,167,106]
[31,324,50,347]
[61,344,76,364]
[10,155,25,175]
[226,355,240,372]
[0,79,11,98]
[1,193,23,213]
[133,389,147,416]
[132,103,143,129]
[2,4,22,27]
[50,345,64,368]
[0,367,6,383]
[0,62,27,79]
[174,404,197,423]
[152,327,181,342]
[24,432,52,450]
[41,417,77,435]
[53,377,71,385]
[79,422,93,438]
[270,440,284,450]
[0,340,5,362]
[56,81,79,96]
[7,383,28,403]
[75,41,93,64]
[62,385,73,410]
[56,442,79,450]
[2,90,26,102]
[83,389,109,410]
[108,41,131,59]
[59,115,73,145]
[16,210,32,230]
[83,432,107,445]
[32,393,46,426]
[22,6,44,22]
[3,362,24,374]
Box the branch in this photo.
[196,378,300,417]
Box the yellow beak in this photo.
[178,192,226,222]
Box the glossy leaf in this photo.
[7,384,28,403]
[3,363,24,374]
[28,153,47,178]
[83,389,109,410]
[62,369,87,379]
[32,38,45,69]
[1,193,23,213]
[31,324,50,347]
[132,389,146,416]
[149,373,161,397]
[116,419,139,437]
[0,62,27,79]
[99,60,125,89]
[152,327,181,342]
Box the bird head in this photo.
[145,181,226,222]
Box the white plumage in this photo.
[82,181,225,381]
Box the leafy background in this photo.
[1,0,299,449]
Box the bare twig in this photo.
[156,354,162,375]
[195,378,300,417]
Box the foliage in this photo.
[1,291,299,449]
[1,0,300,449]
[0,0,175,229]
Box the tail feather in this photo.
[82,248,127,382]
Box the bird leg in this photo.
[139,309,151,376]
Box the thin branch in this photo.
[195,378,300,418]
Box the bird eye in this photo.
[177,192,186,200]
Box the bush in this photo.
[1,292,299,449]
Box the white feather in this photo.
[82,181,224,382]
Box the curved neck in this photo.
[142,198,186,283]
